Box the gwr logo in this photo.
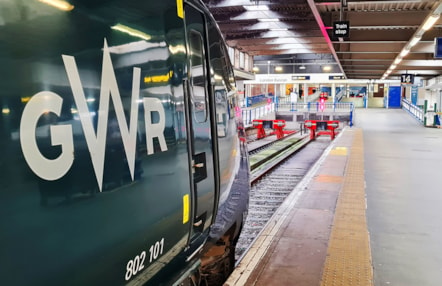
[20,39,168,191]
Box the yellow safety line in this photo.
[321,128,373,286]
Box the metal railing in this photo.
[276,101,354,113]
[241,101,355,127]
[402,98,424,124]
[242,103,275,126]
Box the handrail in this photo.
[402,98,424,124]
[241,103,275,126]
[334,90,346,103]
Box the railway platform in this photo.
[226,108,442,286]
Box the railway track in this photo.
[235,136,331,261]
[247,131,308,156]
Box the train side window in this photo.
[189,30,208,123]
[220,45,236,119]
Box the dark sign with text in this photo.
[333,21,350,38]
[401,74,415,85]
[329,75,346,80]
[292,75,310,80]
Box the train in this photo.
[0,0,250,285]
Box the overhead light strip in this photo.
[409,36,422,47]
[243,5,269,11]
[258,18,279,22]
[399,49,410,57]
[383,2,442,79]
[422,14,440,31]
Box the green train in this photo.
[0,0,250,285]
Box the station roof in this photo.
[202,0,442,81]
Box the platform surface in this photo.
[360,109,442,286]
[226,108,442,286]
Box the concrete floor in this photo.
[355,108,442,286]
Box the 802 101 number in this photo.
[125,238,165,281]
[149,238,164,263]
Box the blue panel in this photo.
[321,86,331,94]
[349,86,366,97]
[411,85,418,105]
[388,86,402,108]
[435,37,442,58]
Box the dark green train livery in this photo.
[0,0,250,285]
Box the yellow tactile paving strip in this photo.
[320,128,373,286]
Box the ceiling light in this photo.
[299,65,306,70]
[394,58,402,65]
[409,36,421,47]
[270,28,288,31]
[400,49,410,57]
[38,0,74,11]
[252,66,260,72]
[258,18,280,22]
[422,14,440,31]
[322,65,332,71]
[243,5,269,11]
[275,66,283,72]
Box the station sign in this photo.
[292,75,310,80]
[333,21,350,38]
[257,77,288,83]
[329,75,345,80]
[401,74,415,85]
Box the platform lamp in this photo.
[322,65,332,72]
[422,13,440,31]
[299,60,306,70]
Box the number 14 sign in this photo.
[401,74,415,85]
